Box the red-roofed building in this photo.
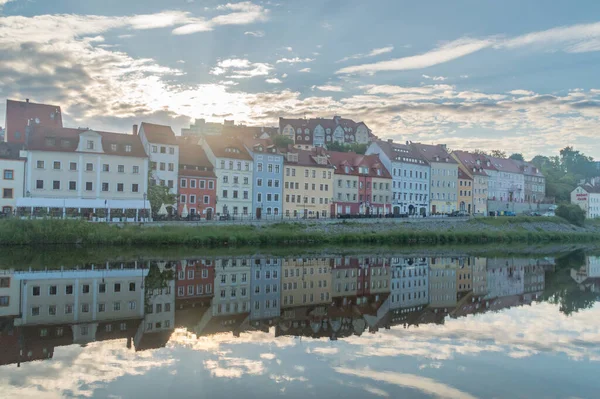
[177,137,216,219]
[451,150,492,215]
[279,116,373,150]
[329,151,392,216]
[139,122,179,196]
[175,259,215,304]
[4,99,62,144]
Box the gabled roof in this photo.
[372,139,428,166]
[512,159,544,177]
[458,168,473,180]
[27,126,147,158]
[0,142,25,160]
[579,183,600,194]
[281,147,334,168]
[223,124,278,139]
[410,142,457,164]
[140,122,178,145]
[451,151,492,175]
[328,151,392,178]
[203,135,253,161]
[177,137,216,178]
[5,99,62,142]
[487,156,522,174]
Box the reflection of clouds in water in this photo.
[342,303,600,362]
[204,357,265,379]
[309,347,339,355]
[335,368,477,399]
[1,340,173,398]
[260,353,276,360]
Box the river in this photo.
[0,246,598,398]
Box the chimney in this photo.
[26,98,29,103]
[387,139,393,143]
[132,124,138,136]
[440,144,447,150]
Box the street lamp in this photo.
[143,192,147,221]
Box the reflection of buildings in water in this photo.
[429,257,458,308]
[570,256,600,292]
[363,256,390,296]
[250,257,281,320]
[332,257,359,300]
[281,257,332,308]
[456,257,473,295]
[176,259,214,302]
[213,258,251,316]
[472,257,488,295]
[485,258,525,299]
[0,270,19,319]
[390,257,429,310]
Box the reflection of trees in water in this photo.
[545,250,600,315]
[144,262,175,307]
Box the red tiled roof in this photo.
[140,122,178,145]
[203,135,253,161]
[177,138,216,178]
[487,156,522,174]
[410,142,457,164]
[458,168,473,180]
[5,99,62,143]
[281,147,334,168]
[279,116,372,145]
[329,151,392,178]
[452,151,492,175]
[512,159,544,177]
[223,125,278,139]
[27,126,147,158]
[580,183,600,194]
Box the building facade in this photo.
[485,157,525,202]
[279,116,372,150]
[4,99,62,144]
[389,257,429,310]
[452,151,490,215]
[250,257,281,320]
[367,140,430,216]
[213,257,251,316]
[202,136,253,217]
[411,143,458,214]
[0,142,25,215]
[571,184,600,218]
[329,151,392,216]
[457,168,473,213]
[514,160,545,203]
[245,140,284,219]
[18,126,149,219]
[139,123,179,196]
[177,139,217,219]
[282,148,334,218]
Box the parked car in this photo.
[529,211,542,216]
[548,205,558,211]
[542,211,555,217]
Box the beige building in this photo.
[452,151,490,215]
[428,257,458,308]
[332,257,359,299]
[457,169,473,214]
[282,148,334,218]
[281,257,332,307]
[411,143,458,214]
[0,142,25,215]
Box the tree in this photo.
[490,150,507,158]
[473,149,488,155]
[509,153,524,161]
[555,204,586,226]
[273,134,293,148]
[147,170,176,215]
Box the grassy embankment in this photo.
[0,217,599,248]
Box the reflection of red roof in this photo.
[5,99,62,143]
[203,135,253,161]
[27,126,147,158]
[140,122,178,145]
[329,151,392,178]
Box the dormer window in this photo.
[125,145,132,153]
[45,137,56,146]
[60,139,71,148]
[376,169,381,176]
[87,140,94,150]
[344,166,350,173]
[111,144,117,151]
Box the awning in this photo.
[16,197,148,210]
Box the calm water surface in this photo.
[0,248,598,398]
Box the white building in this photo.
[0,142,25,215]
[389,257,429,309]
[17,126,149,219]
[138,261,176,342]
[571,184,600,219]
[213,257,251,316]
[202,136,253,217]
[139,123,179,195]
[485,157,525,202]
[0,270,20,318]
[367,140,430,216]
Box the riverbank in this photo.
[1,217,600,247]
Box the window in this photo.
[169,147,175,155]
[114,283,121,292]
[66,285,73,294]
[33,286,40,296]
[132,184,139,193]
[99,283,106,293]
[168,163,174,172]
[52,181,60,190]
[53,161,61,170]
[114,302,121,311]
[98,303,105,312]
[152,145,158,153]
[86,163,94,171]
[2,188,12,198]
[102,182,109,192]
[87,140,95,150]
[0,296,9,307]
[129,282,136,292]
[128,301,136,310]
[190,179,196,188]
[160,146,166,154]
[208,181,214,189]
[65,304,73,314]
[133,165,139,174]
[49,285,57,295]
[32,306,40,316]
[69,181,77,191]
[82,284,90,294]
[0,278,9,288]
[36,160,45,169]
[160,162,166,171]
[204,195,209,204]
[103,164,110,172]
[82,303,90,313]
[69,162,77,171]
[36,180,44,189]
[117,183,124,192]
[117,165,125,173]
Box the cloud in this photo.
[285,46,293,51]
[172,2,270,35]
[298,68,311,73]
[335,368,478,399]
[337,38,493,74]
[276,57,315,64]
[509,89,535,96]
[498,21,600,53]
[337,46,394,63]
[244,30,265,37]
[422,74,447,81]
[210,58,273,78]
[265,78,282,84]
[0,0,14,6]
[314,85,344,92]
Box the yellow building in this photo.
[282,148,335,218]
[281,257,332,308]
[452,151,490,216]
[457,168,473,214]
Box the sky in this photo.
[1,0,600,159]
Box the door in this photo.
[206,208,213,220]
[256,207,262,220]
[432,205,437,214]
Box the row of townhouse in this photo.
[1,99,546,218]
[0,254,555,364]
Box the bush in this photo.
[556,204,586,226]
